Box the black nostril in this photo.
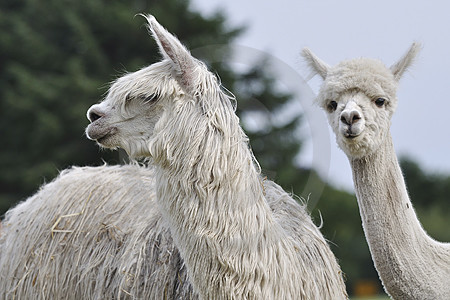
[352,114,361,123]
[340,115,350,125]
[88,109,103,122]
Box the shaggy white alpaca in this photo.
[302,44,450,299]
[0,164,197,299]
[0,166,340,299]
[86,15,347,299]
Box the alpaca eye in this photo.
[327,101,338,112]
[375,98,386,107]
[143,94,158,103]
[135,94,158,103]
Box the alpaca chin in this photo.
[337,132,381,159]
[92,131,119,150]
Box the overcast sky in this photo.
[191,0,450,191]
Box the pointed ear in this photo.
[301,48,330,79]
[390,42,421,80]
[142,14,201,93]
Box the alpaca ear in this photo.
[390,42,421,80]
[143,14,201,93]
[301,48,330,79]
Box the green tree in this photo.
[400,157,450,241]
[234,62,302,183]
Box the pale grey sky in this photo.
[191,0,450,191]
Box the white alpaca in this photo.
[0,165,338,299]
[0,164,197,299]
[86,15,347,299]
[302,44,450,299]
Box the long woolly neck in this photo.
[151,84,281,298]
[350,134,449,299]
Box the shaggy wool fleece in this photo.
[0,164,195,299]
[1,164,347,299]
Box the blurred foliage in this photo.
[0,0,448,297]
[399,157,450,242]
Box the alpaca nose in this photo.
[340,109,361,126]
[87,106,104,123]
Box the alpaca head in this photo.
[85,60,173,157]
[302,43,420,158]
[86,15,232,162]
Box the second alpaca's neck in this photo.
[350,134,449,299]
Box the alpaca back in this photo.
[0,164,196,299]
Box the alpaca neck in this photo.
[155,145,277,299]
[152,96,281,298]
[350,134,448,299]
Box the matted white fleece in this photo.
[0,164,195,299]
[0,163,347,299]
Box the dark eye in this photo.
[327,101,338,112]
[133,94,158,103]
[143,94,158,103]
[375,97,386,107]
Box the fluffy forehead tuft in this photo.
[317,58,398,108]
[106,60,180,108]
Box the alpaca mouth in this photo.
[86,124,117,143]
[96,133,112,144]
[343,129,360,139]
[345,133,358,139]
